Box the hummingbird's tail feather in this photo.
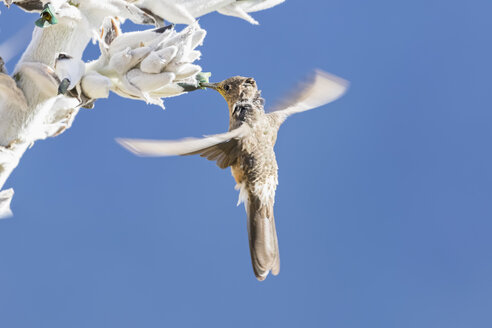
[246,194,280,281]
[271,212,280,276]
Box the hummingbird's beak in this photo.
[200,82,227,100]
[200,82,219,90]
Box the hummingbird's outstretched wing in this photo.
[116,124,250,168]
[268,70,349,124]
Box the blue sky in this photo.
[1,1,492,327]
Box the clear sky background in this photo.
[1,1,492,327]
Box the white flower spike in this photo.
[4,0,284,25]
[84,22,206,108]
[136,0,284,25]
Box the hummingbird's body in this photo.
[188,76,283,279]
[117,70,348,280]
[229,100,281,279]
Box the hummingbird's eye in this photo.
[223,84,230,92]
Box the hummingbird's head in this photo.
[201,76,261,112]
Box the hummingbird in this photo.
[117,70,348,280]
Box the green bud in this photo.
[177,72,212,91]
[35,4,58,28]
[196,72,211,85]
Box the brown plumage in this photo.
[117,70,348,280]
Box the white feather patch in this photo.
[252,176,277,205]
[235,181,249,208]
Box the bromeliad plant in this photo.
[0,0,284,218]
